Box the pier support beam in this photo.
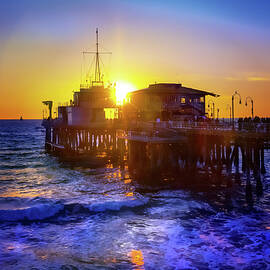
[261,144,266,174]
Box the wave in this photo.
[0,146,41,152]
[0,196,149,222]
[0,197,64,221]
[87,197,149,212]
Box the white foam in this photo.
[0,195,149,221]
[87,197,149,212]
[0,197,64,221]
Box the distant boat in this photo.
[20,116,23,121]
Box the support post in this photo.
[261,143,266,174]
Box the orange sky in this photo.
[1,0,270,119]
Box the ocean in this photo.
[0,120,270,269]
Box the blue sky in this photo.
[0,0,270,118]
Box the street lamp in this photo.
[232,91,242,129]
[208,100,215,119]
[217,108,220,120]
[226,104,232,125]
[245,96,254,120]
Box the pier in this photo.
[43,118,270,203]
[41,29,270,206]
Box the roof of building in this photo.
[129,83,219,97]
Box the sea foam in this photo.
[0,197,64,221]
[0,196,149,222]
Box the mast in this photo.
[82,28,111,87]
[95,28,101,83]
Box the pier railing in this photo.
[153,120,270,134]
[124,120,270,142]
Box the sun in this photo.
[115,81,136,105]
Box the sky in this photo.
[0,0,270,118]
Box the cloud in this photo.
[225,77,242,81]
[225,75,270,82]
[247,77,270,81]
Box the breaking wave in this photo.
[0,196,149,222]
[0,197,64,221]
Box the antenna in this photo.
[95,28,101,82]
[82,28,112,87]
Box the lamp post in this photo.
[208,100,215,119]
[232,91,242,129]
[217,108,220,120]
[245,96,254,120]
[226,105,232,125]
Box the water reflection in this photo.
[129,249,144,269]
[1,189,48,198]
[124,179,132,184]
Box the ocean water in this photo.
[0,120,270,270]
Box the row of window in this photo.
[165,96,204,104]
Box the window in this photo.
[104,108,118,119]
[181,97,186,104]
[200,96,204,103]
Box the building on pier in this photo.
[53,28,118,127]
[57,83,117,126]
[123,83,218,121]
[43,30,219,127]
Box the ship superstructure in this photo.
[57,29,118,127]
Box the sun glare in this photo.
[115,82,136,105]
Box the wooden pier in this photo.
[43,119,270,204]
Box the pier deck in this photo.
[43,119,269,190]
[42,118,270,203]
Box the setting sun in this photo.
[115,82,136,105]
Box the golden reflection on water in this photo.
[112,170,121,179]
[35,250,48,260]
[106,163,113,169]
[9,167,38,174]
[1,189,49,198]
[125,192,134,197]
[96,151,107,158]
[129,249,144,269]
